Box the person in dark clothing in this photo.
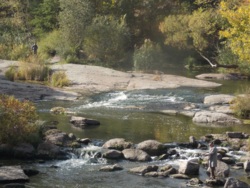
[32,43,38,55]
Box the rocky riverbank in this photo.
[0,59,221,101]
[0,122,249,187]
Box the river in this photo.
[1,69,250,187]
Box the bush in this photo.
[230,91,250,119]
[5,57,51,82]
[133,39,164,72]
[38,30,62,60]
[0,95,39,145]
[5,66,17,81]
[50,71,70,87]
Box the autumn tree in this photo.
[219,1,250,65]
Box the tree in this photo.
[83,15,130,67]
[133,39,164,72]
[30,0,60,37]
[219,0,250,64]
[59,0,94,51]
[159,8,225,68]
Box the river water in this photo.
[21,77,249,188]
[2,70,250,187]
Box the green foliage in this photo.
[38,30,62,60]
[59,0,94,51]
[230,90,250,119]
[83,15,130,67]
[30,0,60,37]
[49,71,70,87]
[133,39,164,72]
[0,95,39,145]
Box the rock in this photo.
[204,94,234,105]
[136,140,166,156]
[102,138,133,151]
[122,149,151,162]
[159,165,177,175]
[222,157,235,165]
[0,144,13,158]
[23,169,39,176]
[196,73,245,80]
[50,107,66,114]
[226,132,245,139]
[178,159,200,175]
[209,105,233,114]
[3,183,25,188]
[207,160,230,178]
[192,111,241,125]
[144,171,161,177]
[224,177,250,188]
[186,178,203,187]
[244,160,250,172]
[170,174,190,179]
[77,138,91,145]
[0,166,29,183]
[70,116,100,128]
[44,129,72,147]
[99,164,123,172]
[103,150,123,159]
[205,178,225,187]
[128,165,158,175]
[13,143,35,159]
[36,142,69,160]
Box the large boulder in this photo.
[192,111,241,125]
[244,160,250,172]
[0,166,29,183]
[204,94,234,105]
[136,140,166,156]
[102,138,133,151]
[44,129,75,147]
[36,142,69,160]
[178,159,200,175]
[70,116,100,128]
[224,177,250,188]
[207,160,230,178]
[102,150,123,160]
[13,143,35,159]
[122,149,151,162]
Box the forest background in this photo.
[0,0,250,74]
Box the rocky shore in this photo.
[0,121,249,187]
[0,59,221,101]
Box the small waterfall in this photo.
[56,144,107,168]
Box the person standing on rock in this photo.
[208,141,217,179]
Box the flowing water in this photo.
[3,74,250,187]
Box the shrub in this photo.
[0,95,39,145]
[133,39,164,72]
[230,91,250,119]
[5,66,17,81]
[50,71,70,87]
[5,57,51,82]
[38,30,62,60]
